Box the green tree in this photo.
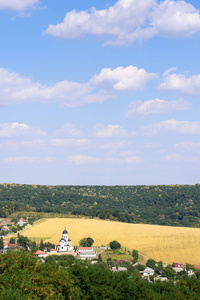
[79,237,94,247]
[146,259,156,269]
[39,239,44,251]
[17,234,30,249]
[109,240,121,250]
[0,237,3,250]
[132,249,139,263]
[9,237,15,244]
[162,265,176,279]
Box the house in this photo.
[3,241,9,252]
[140,267,154,277]
[17,218,28,227]
[112,266,127,272]
[173,263,183,273]
[50,249,58,254]
[175,263,183,268]
[57,229,73,252]
[188,269,195,276]
[79,251,96,260]
[154,276,169,282]
[194,265,200,270]
[1,225,9,231]
[78,247,94,252]
[33,250,47,258]
[77,247,96,259]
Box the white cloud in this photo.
[97,141,127,150]
[53,123,83,138]
[44,0,155,45]
[163,153,197,162]
[90,66,157,91]
[174,141,200,151]
[160,69,200,95]
[4,156,56,164]
[51,138,89,147]
[0,67,155,107]
[126,98,191,118]
[44,0,200,46]
[68,155,101,165]
[0,68,92,107]
[149,0,200,38]
[92,124,134,138]
[143,120,200,136]
[0,0,39,11]
[0,122,45,138]
[68,155,144,165]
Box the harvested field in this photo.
[23,218,200,265]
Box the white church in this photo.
[57,228,73,252]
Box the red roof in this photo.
[51,249,57,252]
[33,250,46,255]
[194,265,200,270]
[78,247,93,251]
[3,241,9,246]
[175,263,183,268]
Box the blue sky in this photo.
[0,0,200,185]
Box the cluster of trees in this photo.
[1,183,200,227]
[1,251,200,299]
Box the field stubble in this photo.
[22,218,200,265]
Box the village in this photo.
[1,217,200,283]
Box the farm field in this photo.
[22,218,200,265]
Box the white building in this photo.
[57,229,73,252]
[140,267,155,277]
[78,247,96,260]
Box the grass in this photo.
[22,218,200,265]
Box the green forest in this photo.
[1,251,200,299]
[0,183,200,227]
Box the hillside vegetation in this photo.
[1,251,200,299]
[23,218,200,265]
[0,183,200,227]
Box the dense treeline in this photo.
[1,251,200,299]
[0,183,200,227]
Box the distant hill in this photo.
[0,183,200,227]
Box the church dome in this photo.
[63,229,68,234]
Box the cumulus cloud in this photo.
[0,68,92,107]
[90,66,157,91]
[174,141,200,151]
[44,0,155,45]
[149,0,200,38]
[92,124,135,138]
[160,68,200,95]
[51,138,89,147]
[4,156,56,163]
[143,120,200,136]
[44,0,200,46]
[0,0,39,11]
[163,153,197,162]
[0,122,45,138]
[68,155,144,165]
[53,123,83,138]
[126,98,191,118]
[0,67,155,107]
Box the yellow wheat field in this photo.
[23,218,200,265]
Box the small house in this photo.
[33,250,47,258]
[140,267,154,277]
[78,247,93,252]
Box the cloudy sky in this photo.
[0,0,200,185]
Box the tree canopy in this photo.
[109,240,121,250]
